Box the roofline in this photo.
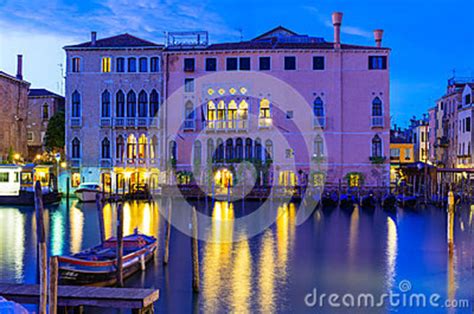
[64,45,164,51]
[0,72,30,85]
[163,46,391,54]
[252,26,298,41]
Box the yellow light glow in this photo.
[60,162,67,169]
[218,88,225,95]
[207,88,214,95]
[240,87,247,94]
[229,87,236,94]
[386,216,398,290]
[35,154,41,160]
[13,153,20,160]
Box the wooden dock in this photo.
[0,283,159,313]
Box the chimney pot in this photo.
[374,29,384,48]
[16,54,23,80]
[91,31,97,46]
[332,12,343,49]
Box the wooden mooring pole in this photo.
[191,207,199,293]
[116,203,124,287]
[34,181,47,314]
[96,193,106,243]
[48,256,58,314]
[163,199,172,265]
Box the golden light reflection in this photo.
[231,238,251,313]
[103,202,114,239]
[69,203,84,253]
[0,208,25,281]
[447,248,457,314]
[385,216,398,291]
[202,201,235,311]
[276,203,295,275]
[259,230,275,313]
[348,205,360,262]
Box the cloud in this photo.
[302,5,372,39]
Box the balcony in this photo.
[314,116,326,129]
[258,117,272,129]
[70,159,81,168]
[371,116,384,128]
[70,117,82,128]
[113,117,159,129]
[114,157,159,167]
[100,158,112,168]
[205,119,248,132]
[100,118,111,128]
[184,119,196,131]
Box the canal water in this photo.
[0,199,472,313]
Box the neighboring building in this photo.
[389,128,414,184]
[63,33,164,190]
[0,55,30,160]
[428,107,437,163]
[456,83,473,168]
[27,88,65,158]
[408,115,429,162]
[163,12,391,189]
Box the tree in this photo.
[44,110,65,152]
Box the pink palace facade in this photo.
[63,12,390,191]
[163,12,390,189]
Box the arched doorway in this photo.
[214,168,233,191]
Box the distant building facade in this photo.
[408,116,429,162]
[456,84,473,168]
[0,55,30,160]
[64,33,164,189]
[27,88,65,158]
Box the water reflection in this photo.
[259,230,275,313]
[69,202,84,253]
[385,216,398,291]
[50,207,65,256]
[348,206,360,263]
[0,208,25,281]
[231,238,251,313]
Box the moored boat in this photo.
[361,192,377,213]
[396,194,418,210]
[339,193,357,214]
[321,191,338,209]
[75,183,101,202]
[382,194,397,213]
[58,231,157,286]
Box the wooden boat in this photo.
[321,191,338,208]
[361,192,377,213]
[58,231,157,286]
[339,194,357,214]
[382,194,397,213]
[75,183,101,202]
[396,194,418,210]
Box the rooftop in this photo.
[28,88,64,98]
[64,34,163,50]
[0,71,29,85]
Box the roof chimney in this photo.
[374,29,384,48]
[91,31,97,46]
[332,12,343,49]
[16,54,23,80]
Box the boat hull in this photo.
[75,190,99,203]
[0,191,61,206]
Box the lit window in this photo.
[259,99,271,128]
[42,104,49,120]
[72,57,81,72]
[27,132,33,141]
[101,57,111,72]
[71,172,81,187]
[285,149,294,158]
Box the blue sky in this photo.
[0,0,472,126]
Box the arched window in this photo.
[217,101,225,129]
[216,138,224,161]
[127,134,137,161]
[207,101,216,129]
[184,101,195,129]
[235,138,243,161]
[127,91,136,117]
[101,137,110,159]
[138,91,148,117]
[128,57,137,72]
[101,90,111,118]
[150,90,159,118]
[225,138,233,161]
[259,98,271,127]
[265,140,273,160]
[313,97,324,117]
[42,103,49,120]
[314,135,324,157]
[116,90,125,117]
[71,91,81,117]
[116,135,124,161]
[150,135,158,159]
[371,135,382,157]
[238,100,249,129]
[255,138,262,160]
[71,137,80,158]
[207,138,214,162]
[170,140,177,161]
[245,138,253,160]
[228,100,237,129]
[139,57,148,72]
[193,141,202,165]
[372,97,383,116]
[138,134,147,161]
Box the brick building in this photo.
[0,55,30,160]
